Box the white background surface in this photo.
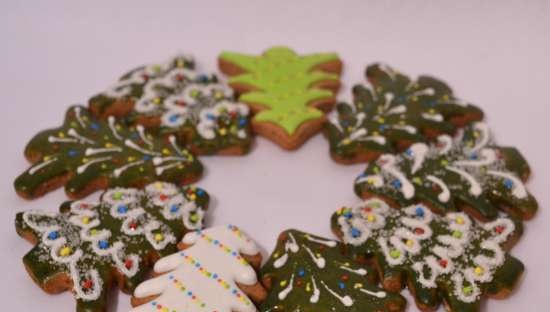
[1,1,549,311]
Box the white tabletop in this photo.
[1,1,549,311]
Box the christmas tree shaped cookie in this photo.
[130,225,267,312]
[260,229,406,312]
[89,54,252,155]
[14,106,203,199]
[354,122,537,221]
[219,46,343,149]
[332,198,524,312]
[15,182,209,312]
[326,63,484,163]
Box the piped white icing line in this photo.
[28,157,58,175]
[131,225,259,312]
[320,280,354,307]
[426,175,451,202]
[487,170,528,199]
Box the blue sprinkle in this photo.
[98,240,109,249]
[68,150,78,157]
[195,263,200,268]
[351,228,361,238]
[168,275,174,280]
[344,211,353,219]
[197,75,209,82]
[232,251,237,256]
[232,289,238,294]
[298,269,305,277]
[214,240,219,245]
[415,206,424,217]
[238,118,247,126]
[213,274,218,279]
[170,204,179,213]
[131,133,139,139]
[504,179,514,190]
[339,282,345,289]
[48,231,59,240]
[206,114,216,121]
[391,180,402,189]
[196,189,205,196]
[117,205,128,214]
[151,301,157,306]
[469,153,478,160]
[90,123,100,131]
[379,124,387,132]
[187,291,192,296]
[169,114,180,123]
[405,149,413,156]
[142,155,152,161]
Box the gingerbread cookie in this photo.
[89,54,252,155]
[354,122,537,221]
[15,182,209,312]
[260,229,406,312]
[326,63,484,163]
[332,198,524,312]
[131,225,267,312]
[14,106,202,199]
[219,46,342,150]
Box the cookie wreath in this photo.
[13,48,538,312]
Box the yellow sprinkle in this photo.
[127,156,136,162]
[90,229,98,236]
[372,131,379,136]
[406,240,414,247]
[59,246,72,257]
[154,233,164,241]
[429,108,436,114]
[219,128,227,136]
[189,194,196,201]
[456,217,464,225]
[43,155,52,161]
[354,283,363,289]
[474,266,484,276]
[279,280,287,287]
[58,132,65,138]
[82,158,89,163]
[342,138,351,145]
[162,148,170,155]
[105,142,113,148]
[82,216,90,224]
[367,214,376,222]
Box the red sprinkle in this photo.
[414,228,425,235]
[439,259,448,268]
[124,259,133,269]
[82,279,93,290]
[495,226,505,234]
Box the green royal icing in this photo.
[332,198,524,312]
[326,63,484,162]
[220,47,341,136]
[14,106,203,199]
[354,122,538,220]
[260,229,406,312]
[89,55,252,155]
[15,182,209,312]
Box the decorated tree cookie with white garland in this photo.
[354,122,538,221]
[332,198,524,312]
[15,182,209,312]
[89,54,252,155]
[325,63,484,164]
[130,225,267,312]
[259,229,406,312]
[14,106,203,199]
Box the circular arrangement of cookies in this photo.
[14,47,538,312]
